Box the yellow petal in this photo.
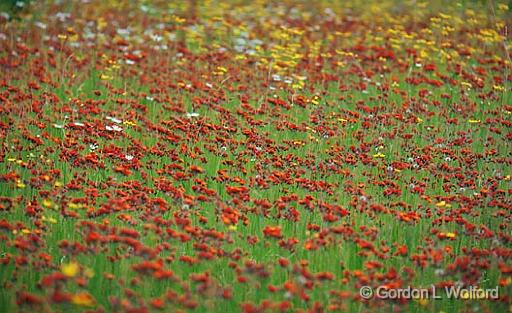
[61,262,79,277]
[71,292,95,307]
[42,199,53,208]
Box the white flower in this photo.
[185,112,199,118]
[125,154,134,161]
[53,124,64,129]
[34,22,47,29]
[150,34,163,42]
[106,116,122,124]
[106,125,123,132]
[272,74,281,81]
[112,125,123,132]
[55,12,70,22]
[117,28,131,36]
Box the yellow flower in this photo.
[61,261,79,277]
[97,17,107,31]
[436,201,446,207]
[123,120,137,126]
[493,85,505,92]
[173,15,186,24]
[213,66,227,76]
[42,199,53,208]
[444,232,456,239]
[42,216,57,224]
[292,82,304,89]
[373,153,385,158]
[468,119,481,124]
[459,289,472,299]
[100,74,112,81]
[68,203,84,210]
[417,297,429,306]
[69,34,79,42]
[71,292,95,307]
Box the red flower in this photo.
[263,226,282,238]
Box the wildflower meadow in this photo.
[0,1,511,312]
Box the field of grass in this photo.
[0,0,511,312]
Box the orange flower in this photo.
[263,226,282,238]
[71,292,95,307]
